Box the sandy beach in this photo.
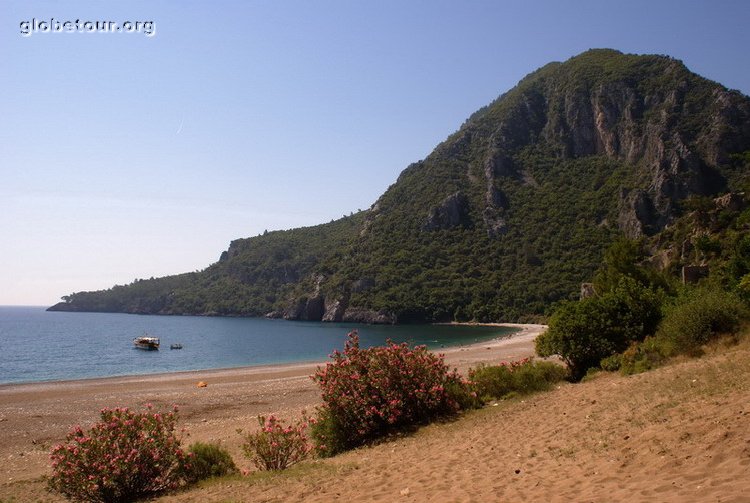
[4,323,748,503]
[0,324,543,500]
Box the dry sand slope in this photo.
[3,326,750,502]
[158,341,750,503]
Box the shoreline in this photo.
[0,359,326,393]
[0,324,544,488]
[0,323,540,391]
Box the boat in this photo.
[170,344,183,350]
[133,335,160,350]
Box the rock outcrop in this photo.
[714,192,746,212]
[322,295,349,322]
[341,308,397,324]
[580,283,596,300]
[423,192,471,231]
[682,265,710,284]
[618,188,660,237]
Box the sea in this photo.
[0,306,517,385]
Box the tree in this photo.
[593,237,646,292]
[536,276,662,380]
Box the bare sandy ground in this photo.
[0,324,541,501]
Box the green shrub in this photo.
[308,407,349,459]
[737,273,750,302]
[581,367,602,382]
[468,364,513,401]
[48,406,188,503]
[185,442,237,482]
[618,337,668,375]
[599,353,622,372]
[536,276,663,380]
[468,358,567,400]
[311,330,474,456]
[655,288,746,356]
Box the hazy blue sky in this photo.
[2,0,749,306]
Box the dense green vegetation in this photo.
[537,193,750,379]
[536,275,663,379]
[53,215,364,316]
[49,49,750,323]
[341,154,627,322]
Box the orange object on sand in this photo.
[197,381,207,388]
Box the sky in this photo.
[2,0,749,306]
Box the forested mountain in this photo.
[49,49,750,323]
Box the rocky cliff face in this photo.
[430,50,750,239]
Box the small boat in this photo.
[170,344,183,350]
[133,335,160,350]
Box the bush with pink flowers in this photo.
[311,331,477,456]
[242,414,312,471]
[48,405,190,502]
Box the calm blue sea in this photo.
[0,306,516,385]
